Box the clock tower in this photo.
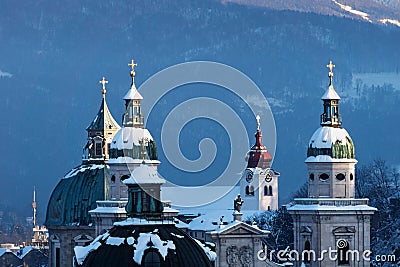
[240,115,280,211]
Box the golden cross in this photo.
[128,59,138,77]
[256,115,261,130]
[99,77,108,95]
[326,60,335,84]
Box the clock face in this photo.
[244,169,253,183]
[265,170,273,183]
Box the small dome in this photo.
[109,128,158,160]
[307,126,355,160]
[246,129,272,168]
[75,221,213,267]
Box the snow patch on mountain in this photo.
[379,18,400,27]
[332,0,372,22]
[0,70,12,78]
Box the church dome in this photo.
[45,164,109,226]
[74,221,214,267]
[307,126,355,160]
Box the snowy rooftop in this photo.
[321,85,341,100]
[305,155,357,163]
[288,198,377,212]
[123,164,165,185]
[111,127,153,150]
[107,157,160,164]
[309,126,352,149]
[186,209,267,231]
[123,85,143,100]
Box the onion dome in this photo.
[246,115,272,168]
[306,61,356,162]
[45,164,109,226]
[306,127,355,161]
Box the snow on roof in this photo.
[74,232,105,265]
[133,232,175,264]
[123,164,165,185]
[174,219,190,229]
[111,127,153,150]
[305,155,357,163]
[106,237,125,246]
[123,85,143,100]
[193,239,217,262]
[15,246,34,259]
[0,248,12,257]
[114,218,175,226]
[64,164,105,179]
[107,157,160,164]
[287,204,377,212]
[89,206,126,214]
[186,209,264,231]
[321,85,341,100]
[309,126,351,149]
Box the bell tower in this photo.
[83,77,121,164]
[240,115,280,211]
[288,61,376,267]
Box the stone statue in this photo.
[234,194,244,212]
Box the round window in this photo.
[319,173,329,181]
[336,173,345,181]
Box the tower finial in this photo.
[99,77,108,97]
[32,186,37,228]
[326,60,335,86]
[128,59,138,85]
[256,115,261,131]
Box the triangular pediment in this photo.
[215,221,268,236]
[332,226,356,234]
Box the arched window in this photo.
[338,240,350,265]
[111,175,116,184]
[143,251,161,267]
[309,173,314,181]
[249,186,254,196]
[304,240,311,263]
[269,186,273,196]
[245,186,250,195]
[264,186,268,196]
[350,173,354,181]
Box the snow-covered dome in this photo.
[109,127,158,160]
[307,126,355,160]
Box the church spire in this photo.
[84,77,120,163]
[320,60,342,127]
[246,115,272,168]
[123,58,144,127]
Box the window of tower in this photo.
[309,173,314,181]
[120,175,130,182]
[269,185,273,196]
[319,173,329,181]
[95,142,102,156]
[336,173,345,181]
[111,175,116,184]
[249,186,254,196]
[350,173,354,181]
[245,186,250,195]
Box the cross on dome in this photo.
[256,115,261,131]
[99,76,108,96]
[326,60,335,85]
[128,59,138,77]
